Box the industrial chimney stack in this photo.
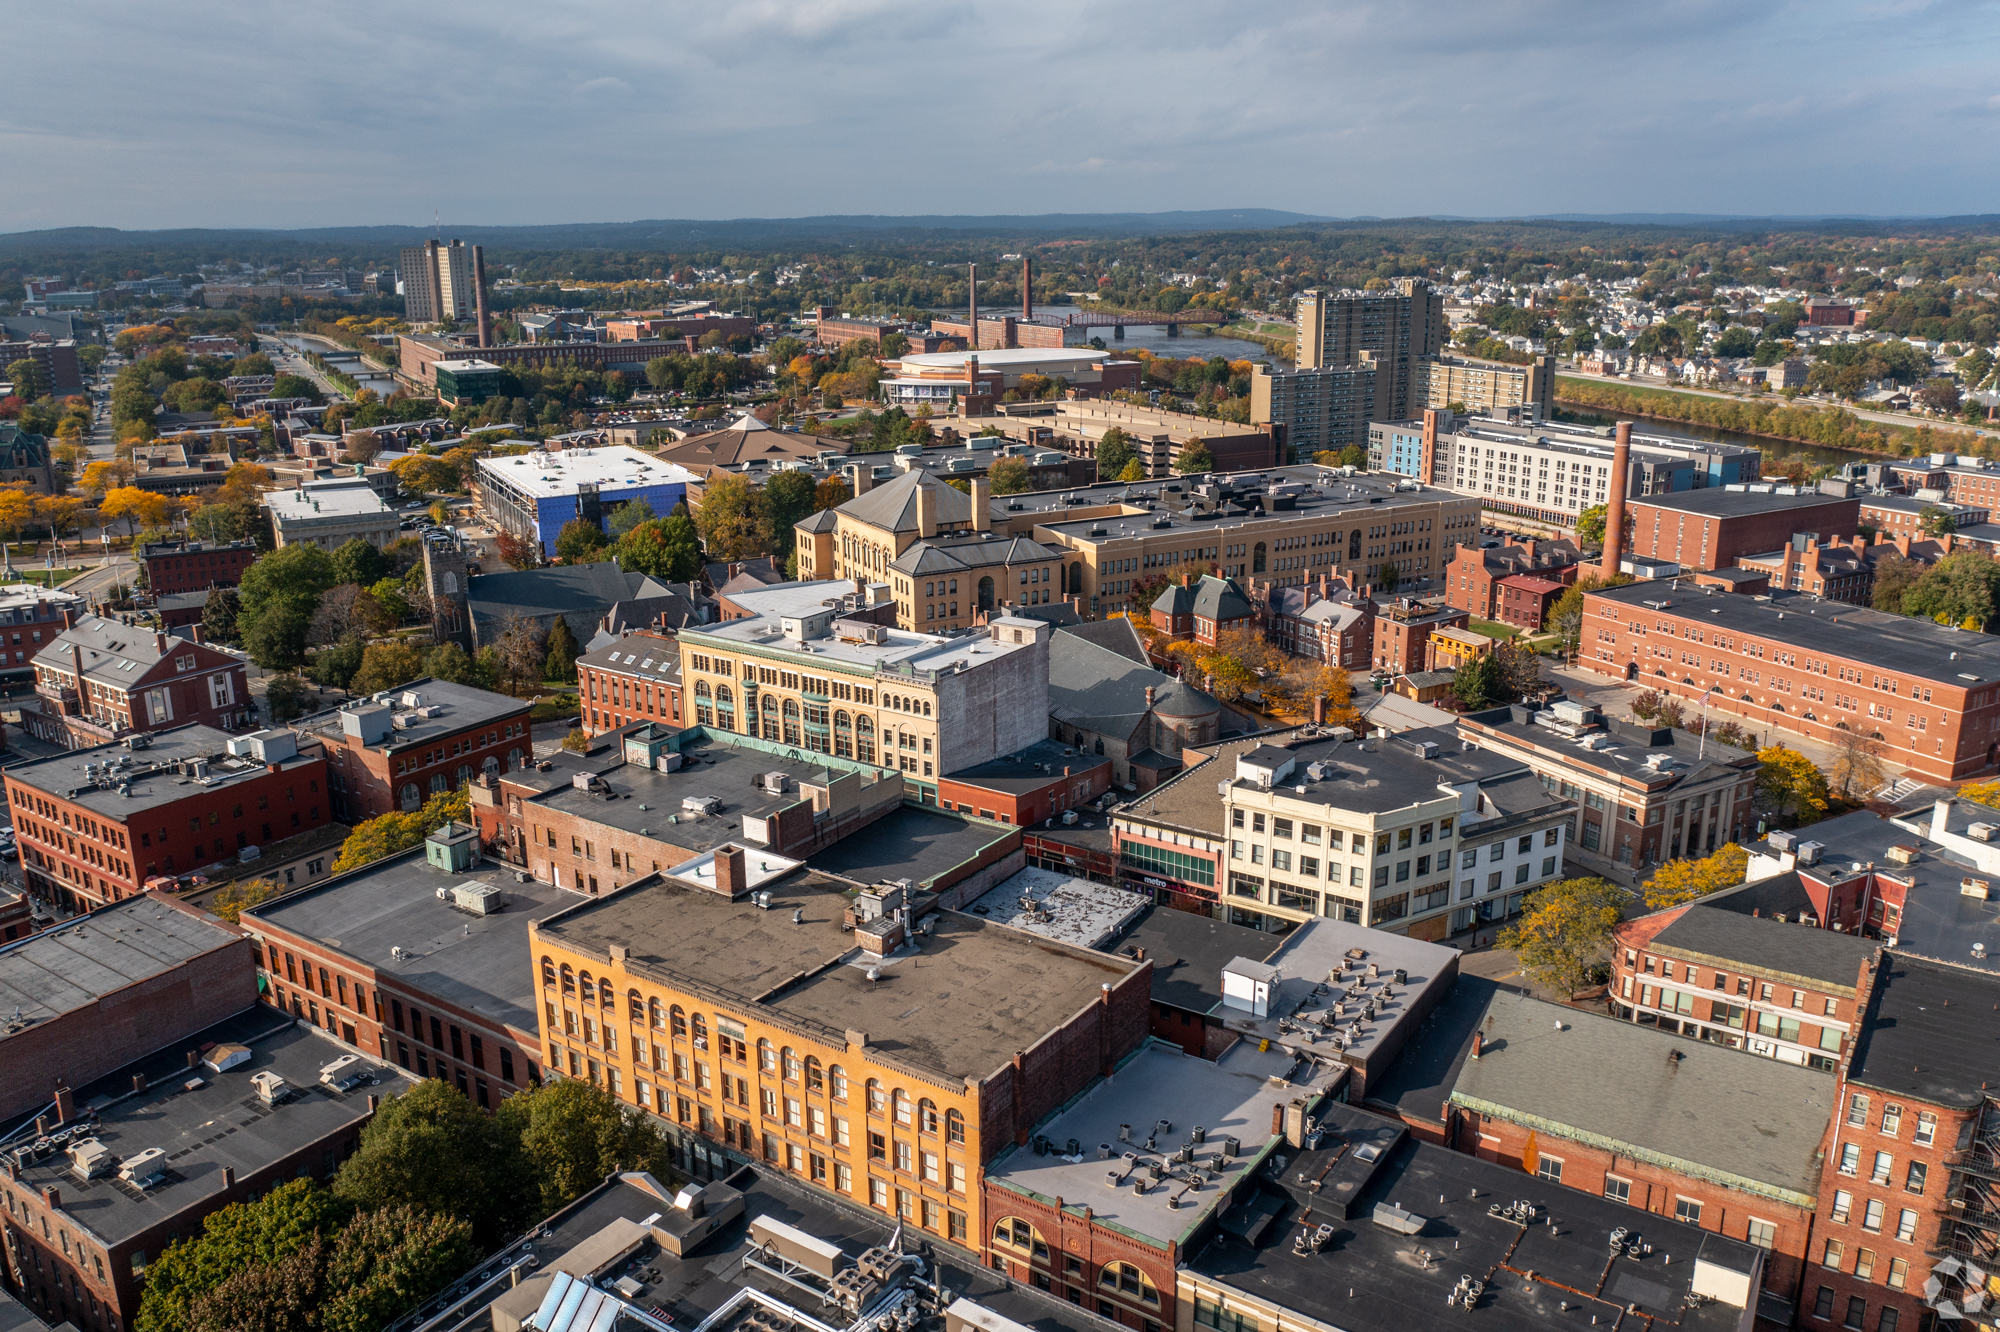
[1599,421,1632,580]
[472,245,491,349]
[967,263,978,350]
[1022,255,1032,320]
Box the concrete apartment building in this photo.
[23,617,252,751]
[1293,280,1445,422]
[1625,485,1861,571]
[138,537,258,595]
[1580,578,2000,784]
[473,445,697,559]
[673,582,1050,805]
[1455,701,1761,876]
[1413,352,1555,418]
[0,1015,385,1332]
[1611,898,1876,1071]
[398,238,478,323]
[1112,726,1573,941]
[268,476,399,551]
[6,724,330,913]
[240,827,560,1102]
[528,860,1151,1248]
[1247,361,1385,457]
[0,893,253,1122]
[291,679,534,823]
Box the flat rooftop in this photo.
[0,1011,388,1244]
[535,871,1143,1085]
[3,723,324,819]
[0,894,240,1035]
[293,678,531,754]
[244,849,584,1036]
[1216,725,1543,818]
[1099,905,1280,1016]
[269,478,392,521]
[1628,485,1855,518]
[806,805,1016,892]
[1460,706,1757,790]
[987,1041,1307,1248]
[683,590,1042,678]
[944,738,1111,797]
[1217,920,1459,1070]
[1449,989,1830,1204]
[1649,903,1877,992]
[1589,579,2000,686]
[531,741,895,857]
[966,869,1149,950]
[475,446,699,500]
[984,464,1444,523]
[1845,952,2000,1107]
[1188,1101,1762,1332]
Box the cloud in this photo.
[1,0,1997,229]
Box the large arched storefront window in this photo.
[716,684,735,731]
[761,694,780,741]
[694,681,713,726]
[782,698,802,747]
[400,782,421,812]
[855,715,876,764]
[834,710,853,758]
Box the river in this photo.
[271,334,400,399]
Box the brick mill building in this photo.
[291,678,533,822]
[4,724,330,913]
[1624,486,1861,572]
[1442,537,1582,625]
[239,826,558,1104]
[1579,578,2000,784]
[576,627,684,737]
[24,616,252,749]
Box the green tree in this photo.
[1174,441,1215,475]
[264,673,313,723]
[1336,445,1368,469]
[1714,326,1757,358]
[6,359,47,402]
[1575,504,1609,547]
[606,498,654,537]
[202,587,243,645]
[545,617,582,683]
[694,472,771,559]
[1451,654,1499,709]
[1376,561,1400,592]
[1644,844,1750,909]
[1917,505,1959,540]
[238,543,338,668]
[187,503,244,543]
[331,538,388,589]
[554,518,609,564]
[611,515,702,582]
[764,468,819,559]
[1757,744,1829,825]
[422,641,478,686]
[1496,876,1625,998]
[308,636,366,691]
[1095,428,1135,479]
[135,1179,352,1332]
[318,1206,478,1332]
[988,457,1032,495]
[496,1079,677,1218]
[348,641,428,697]
[1116,458,1147,482]
[1870,553,1924,614]
[1902,550,2000,628]
[271,373,323,404]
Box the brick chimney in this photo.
[1599,421,1632,579]
[1313,696,1327,725]
[42,1185,60,1212]
[715,845,747,899]
[1144,685,1156,708]
[971,476,992,532]
[53,1083,74,1123]
[916,482,938,539]
[155,631,168,654]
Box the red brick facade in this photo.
[315,698,533,824]
[1626,494,1861,571]
[1371,601,1468,674]
[27,626,252,750]
[939,758,1112,827]
[139,538,258,594]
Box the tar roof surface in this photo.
[0,895,240,1032]
[2,722,325,817]
[1217,726,1532,817]
[1,1011,387,1243]
[1590,579,2000,686]
[942,739,1110,797]
[1650,903,1877,991]
[1449,990,1830,1200]
[1188,1102,1760,1332]
[245,850,582,1036]
[805,805,1014,891]
[1460,707,1756,787]
[294,677,530,750]
[1629,487,1857,517]
[1844,952,2000,1106]
[537,871,1142,1084]
[1099,905,1280,1016]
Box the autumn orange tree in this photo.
[100,486,171,537]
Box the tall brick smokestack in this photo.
[472,245,491,349]
[1022,255,1032,320]
[967,263,978,350]
[1599,420,1631,580]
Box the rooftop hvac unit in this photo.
[118,1147,167,1184]
[1767,830,1797,854]
[400,690,424,708]
[657,752,684,772]
[438,883,502,915]
[68,1139,114,1179]
[572,772,600,792]
[683,795,722,817]
[319,1055,362,1087]
[761,772,790,795]
[250,1071,291,1105]
[1972,824,1999,844]
[1796,841,1824,866]
[1963,878,1992,900]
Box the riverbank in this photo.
[1215,320,1295,357]
[1554,375,1989,462]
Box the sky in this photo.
[7,0,2000,232]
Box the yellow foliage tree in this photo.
[36,495,86,540]
[332,788,472,873]
[0,484,37,546]
[99,486,170,536]
[1756,745,1829,825]
[1643,843,1751,910]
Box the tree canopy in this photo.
[1644,844,1750,909]
[1497,876,1624,997]
[332,789,470,874]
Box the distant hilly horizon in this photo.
[2,208,1995,254]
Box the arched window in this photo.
[893,1089,912,1126]
[628,989,645,1022]
[716,684,735,730]
[784,1048,802,1082]
[866,1078,885,1113]
[855,715,876,765]
[917,1098,938,1134]
[456,763,473,788]
[758,1038,777,1072]
[694,680,713,727]
[833,710,853,758]
[541,956,557,987]
[670,1005,687,1037]
[443,571,458,595]
[829,1064,848,1101]
[578,971,595,1004]
[992,1217,1051,1263]
[1068,562,1083,594]
[805,1057,824,1091]
[1098,1263,1159,1305]
[762,693,780,741]
[399,782,420,812]
[1094,738,1104,755]
[945,1109,965,1144]
[559,965,576,995]
[430,773,448,795]
[977,576,995,611]
[483,755,500,778]
[599,983,613,1009]
[782,698,802,747]
[507,747,523,772]
[690,1012,707,1047]
[649,997,665,1030]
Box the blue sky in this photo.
[7,0,1998,231]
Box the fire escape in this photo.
[1931,1100,2000,1280]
